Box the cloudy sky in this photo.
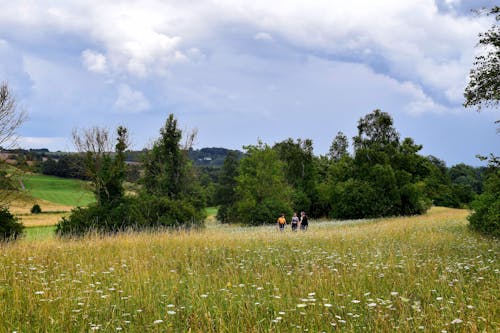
[0,0,498,165]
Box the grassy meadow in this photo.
[0,207,498,332]
[22,174,95,207]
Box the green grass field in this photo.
[1,207,498,332]
[22,174,95,207]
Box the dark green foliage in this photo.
[56,195,204,236]
[40,154,88,180]
[325,110,431,219]
[0,207,24,241]
[464,6,500,111]
[215,151,239,222]
[329,131,349,162]
[31,204,42,214]
[468,170,500,237]
[232,142,293,225]
[273,138,319,216]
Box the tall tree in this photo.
[464,6,500,112]
[72,126,129,205]
[329,131,349,162]
[233,141,293,225]
[215,151,239,222]
[142,114,185,198]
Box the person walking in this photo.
[300,211,308,231]
[277,213,287,231]
[291,212,299,231]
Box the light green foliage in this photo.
[233,142,293,225]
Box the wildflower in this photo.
[367,302,377,307]
[451,319,463,324]
[297,304,307,308]
[200,294,208,298]
[351,300,360,304]
[167,311,176,315]
[390,292,399,296]
[34,291,44,295]
[167,304,175,308]
[324,303,333,308]
[153,320,164,324]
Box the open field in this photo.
[1,207,498,332]
[22,173,94,207]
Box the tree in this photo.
[0,83,26,148]
[464,7,500,112]
[463,6,500,236]
[72,126,129,205]
[141,113,205,222]
[326,110,430,219]
[142,114,185,198]
[215,151,239,222]
[329,131,349,162]
[233,141,293,225]
[273,138,318,216]
[0,83,25,239]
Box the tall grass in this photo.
[0,207,498,332]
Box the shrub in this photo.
[468,170,500,237]
[31,204,42,214]
[0,207,24,241]
[56,195,206,236]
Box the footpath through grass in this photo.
[22,173,94,207]
[1,207,498,332]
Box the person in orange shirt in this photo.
[277,213,287,231]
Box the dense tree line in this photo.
[213,110,487,226]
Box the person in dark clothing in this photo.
[300,211,308,231]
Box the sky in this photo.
[0,0,498,166]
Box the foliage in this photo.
[56,194,204,236]
[329,131,349,162]
[464,6,500,111]
[468,169,500,237]
[215,151,239,222]
[39,154,88,180]
[326,110,431,219]
[30,204,42,214]
[273,138,319,216]
[232,142,293,225]
[0,206,24,241]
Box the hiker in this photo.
[291,212,299,231]
[300,211,308,231]
[277,213,287,231]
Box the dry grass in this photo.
[0,207,498,332]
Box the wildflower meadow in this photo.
[1,207,498,332]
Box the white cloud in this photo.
[114,84,150,113]
[81,49,107,73]
[254,32,273,41]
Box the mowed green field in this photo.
[22,174,95,207]
[1,207,498,332]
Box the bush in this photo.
[56,195,206,236]
[0,207,24,241]
[31,204,42,214]
[234,197,293,226]
[468,170,500,237]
